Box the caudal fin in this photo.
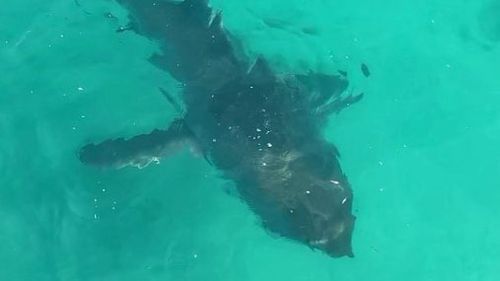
[117,0,241,83]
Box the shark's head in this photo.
[257,144,356,258]
[302,197,356,258]
[288,169,356,258]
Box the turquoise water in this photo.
[1,0,499,280]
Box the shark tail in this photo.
[118,0,241,84]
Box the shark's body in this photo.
[80,0,362,257]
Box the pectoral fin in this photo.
[79,119,194,169]
[295,72,363,117]
[296,72,349,108]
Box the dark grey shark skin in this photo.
[80,0,362,258]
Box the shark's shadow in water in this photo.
[80,0,363,258]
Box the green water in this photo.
[1,0,499,280]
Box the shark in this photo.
[80,0,363,258]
